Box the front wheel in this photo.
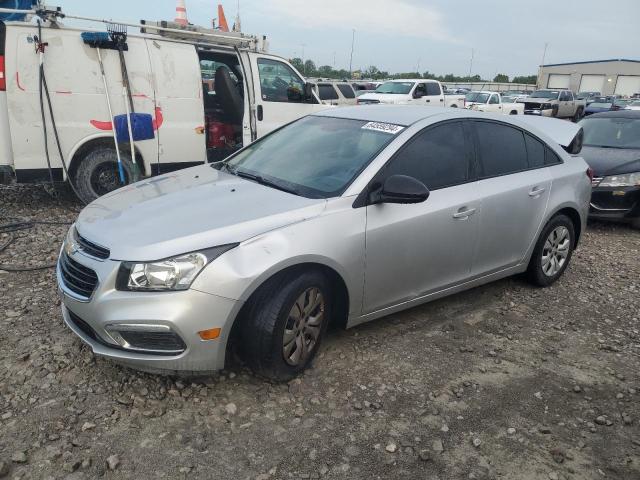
[573,108,584,123]
[240,270,331,381]
[527,214,575,287]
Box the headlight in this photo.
[598,172,640,188]
[116,244,238,292]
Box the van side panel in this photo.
[5,24,157,179]
[146,39,205,172]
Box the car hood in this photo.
[358,92,408,103]
[579,146,640,176]
[75,164,327,261]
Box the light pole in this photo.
[468,48,474,79]
[349,29,355,78]
[538,42,548,88]
[301,43,306,74]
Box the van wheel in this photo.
[240,270,331,381]
[74,147,135,203]
[527,214,575,287]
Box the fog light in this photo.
[198,328,221,340]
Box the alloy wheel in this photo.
[541,226,570,277]
[282,287,325,366]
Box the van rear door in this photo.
[248,53,326,137]
[147,39,206,173]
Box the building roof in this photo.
[542,59,640,67]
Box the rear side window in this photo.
[545,148,562,165]
[524,134,546,168]
[336,84,355,99]
[426,82,441,96]
[318,84,339,100]
[475,122,528,177]
[384,122,471,190]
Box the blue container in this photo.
[0,1,37,21]
[114,113,155,143]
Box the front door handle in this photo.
[453,207,476,219]
[529,187,546,197]
[257,105,264,121]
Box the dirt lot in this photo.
[0,184,639,480]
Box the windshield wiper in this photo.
[233,169,301,196]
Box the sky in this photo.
[58,0,640,79]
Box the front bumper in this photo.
[57,249,243,373]
[589,185,640,221]
[523,108,554,117]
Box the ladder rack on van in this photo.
[0,5,268,52]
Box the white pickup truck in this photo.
[464,91,524,115]
[357,79,465,108]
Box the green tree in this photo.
[512,75,537,85]
[290,57,304,72]
[493,73,510,83]
[303,60,317,76]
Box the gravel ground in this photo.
[1,184,639,480]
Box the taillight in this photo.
[586,167,594,181]
[0,56,5,91]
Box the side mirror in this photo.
[371,175,430,205]
[413,91,424,99]
[304,82,315,101]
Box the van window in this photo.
[337,84,356,99]
[257,58,306,103]
[318,84,339,101]
[425,82,441,96]
[384,122,471,190]
[475,122,528,177]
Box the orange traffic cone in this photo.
[217,4,229,32]
[175,0,188,26]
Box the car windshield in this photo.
[375,82,414,94]
[631,101,640,106]
[590,102,612,108]
[580,117,640,148]
[465,92,490,103]
[530,90,560,99]
[216,116,398,198]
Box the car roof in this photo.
[312,105,453,126]
[587,110,640,119]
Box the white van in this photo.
[0,17,327,202]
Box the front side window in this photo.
[318,84,339,101]
[489,95,499,105]
[257,58,306,103]
[475,122,528,177]
[383,122,471,190]
[219,116,398,198]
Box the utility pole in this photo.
[468,48,474,79]
[416,57,421,75]
[538,42,549,88]
[349,29,355,78]
[301,43,306,74]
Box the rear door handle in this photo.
[529,187,546,197]
[257,105,263,121]
[453,207,476,219]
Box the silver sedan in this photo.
[57,106,592,380]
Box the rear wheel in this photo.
[74,147,135,204]
[527,214,575,287]
[240,270,331,381]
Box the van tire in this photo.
[240,269,331,381]
[527,214,575,287]
[74,147,135,204]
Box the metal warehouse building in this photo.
[537,59,640,96]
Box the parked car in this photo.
[625,100,640,111]
[464,91,524,115]
[579,110,640,228]
[584,101,617,116]
[357,79,465,108]
[577,91,601,104]
[520,90,586,121]
[315,82,357,106]
[0,16,327,202]
[502,94,529,103]
[57,106,590,379]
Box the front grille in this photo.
[524,102,543,110]
[591,191,636,211]
[59,252,98,299]
[119,331,186,353]
[75,230,110,260]
[592,176,603,187]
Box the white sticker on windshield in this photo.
[361,122,405,135]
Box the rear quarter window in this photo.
[545,148,563,165]
[524,134,546,168]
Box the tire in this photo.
[509,110,518,115]
[573,108,583,123]
[240,269,331,381]
[527,214,575,287]
[73,147,135,204]
[551,105,559,118]
[631,217,640,230]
